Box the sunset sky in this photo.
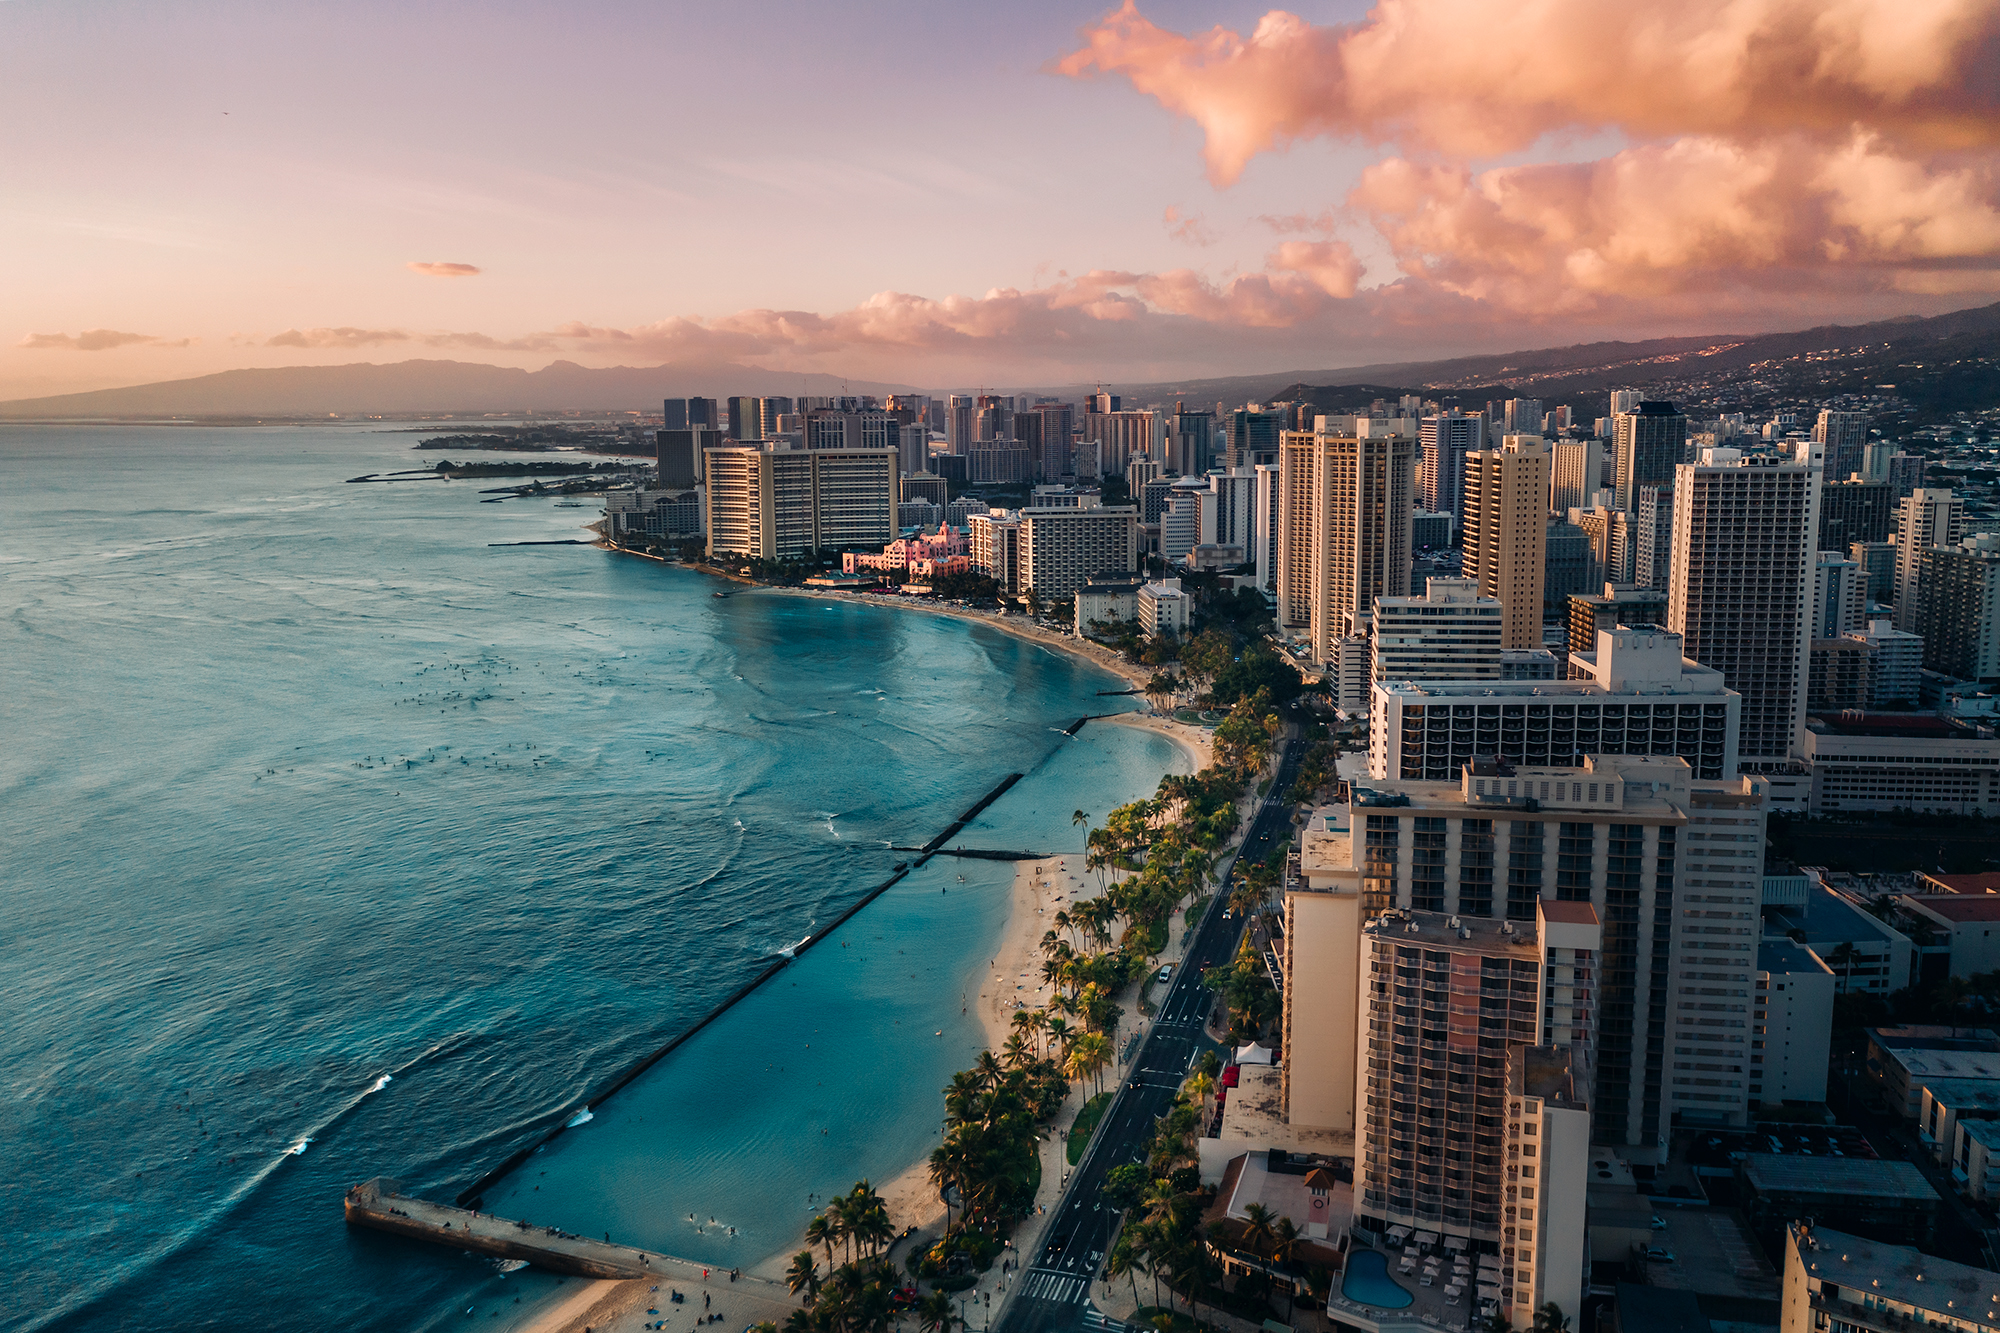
[6,0,2000,399]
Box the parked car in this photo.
[1645,1248,1675,1263]
[1156,965,1174,983]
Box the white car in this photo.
[1156,965,1173,983]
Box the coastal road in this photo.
[997,728,1306,1333]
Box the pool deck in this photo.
[1328,1246,1476,1333]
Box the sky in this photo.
[5,0,2000,400]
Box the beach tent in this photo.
[1236,1042,1276,1066]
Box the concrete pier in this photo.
[345,1178,660,1279]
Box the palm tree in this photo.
[1240,1202,1277,1258]
[806,1213,837,1269]
[1533,1303,1571,1333]
[1108,1236,1147,1311]
[973,1049,1006,1091]
[1002,1032,1035,1069]
[748,1323,779,1333]
[786,1251,822,1303]
[1073,809,1090,832]
[917,1290,957,1333]
[1067,1031,1113,1097]
[1186,1071,1215,1118]
[1272,1219,1302,1321]
[1044,1015,1073,1058]
[784,1310,821,1333]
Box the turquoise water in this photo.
[1342,1250,1413,1309]
[0,424,1185,1332]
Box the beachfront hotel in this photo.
[1276,418,1418,669]
[703,443,897,560]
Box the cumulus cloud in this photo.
[1058,0,2000,184]
[1163,206,1219,246]
[407,261,481,277]
[265,327,410,348]
[1049,0,2000,320]
[17,329,180,351]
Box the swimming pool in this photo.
[1341,1249,1414,1309]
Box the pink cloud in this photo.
[17,329,182,351]
[407,261,481,278]
[1163,206,1219,246]
[1058,0,2000,184]
[266,327,409,348]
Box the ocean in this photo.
[0,424,1187,1331]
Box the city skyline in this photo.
[8,0,2000,402]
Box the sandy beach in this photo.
[536,564,1212,1331]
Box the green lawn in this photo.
[1067,1092,1114,1165]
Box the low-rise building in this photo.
[1781,1223,2000,1333]
[1918,1078,2000,1163]
[1900,896,2000,980]
[1801,713,2000,816]
[1766,887,1913,997]
[1866,1027,2000,1118]
[604,487,702,539]
[1074,576,1144,637]
[1743,1157,1940,1247]
[1953,1116,2000,1203]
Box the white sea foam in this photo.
[368,1074,393,1093]
[564,1107,594,1128]
[286,1138,313,1156]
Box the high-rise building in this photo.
[967,510,1023,595]
[1503,398,1543,434]
[1634,485,1673,590]
[687,397,718,430]
[1612,402,1689,512]
[1846,619,1924,706]
[1030,402,1074,480]
[1669,447,1823,766]
[759,397,795,437]
[1810,550,1868,638]
[1018,506,1140,602]
[1463,436,1550,650]
[1566,583,1669,658]
[1287,752,1771,1176]
[1083,410,1160,477]
[899,472,948,510]
[1167,405,1214,476]
[1226,408,1283,469]
[1609,389,1642,417]
[1814,409,1871,480]
[1808,638,1872,713]
[1418,411,1484,523]
[1276,420,1417,665]
[1543,518,1593,611]
[1915,535,2000,684]
[944,395,975,455]
[662,397,688,430]
[1820,478,1896,551]
[1894,489,1966,632]
[1852,540,1899,605]
[1371,626,1739,781]
[1252,462,1282,593]
[1571,504,1633,586]
[703,445,897,560]
[1371,578,1505,686]
[896,424,930,476]
[656,426,718,489]
[1549,437,1603,515]
[1886,452,1927,498]
[726,397,763,441]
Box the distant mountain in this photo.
[1072,300,2000,412]
[0,359,917,420]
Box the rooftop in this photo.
[1920,873,2000,894]
[1215,1064,1354,1158]
[1769,885,1909,947]
[1906,895,2000,923]
[1363,907,1541,960]
[1920,1079,2000,1113]
[1742,1154,1940,1203]
[1960,1118,2000,1150]
[1759,938,1833,975]
[1806,713,1974,739]
[1870,1027,2000,1053]
[1794,1224,2000,1322]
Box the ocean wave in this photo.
[564,1107,595,1128]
